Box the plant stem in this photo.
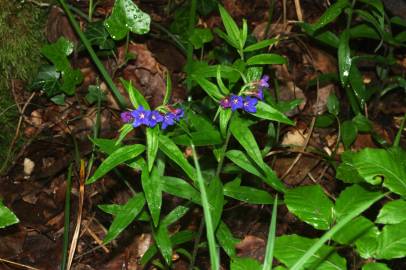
[394,112,406,147]
[58,0,127,109]
[61,163,73,270]
[216,129,232,177]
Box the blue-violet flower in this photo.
[162,113,176,130]
[131,106,151,127]
[149,110,164,127]
[243,96,258,113]
[230,94,243,111]
[259,75,270,89]
[173,108,184,121]
[120,111,133,123]
[220,96,231,108]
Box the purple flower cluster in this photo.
[120,106,184,129]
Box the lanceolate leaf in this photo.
[285,185,334,230]
[224,184,274,204]
[216,221,239,257]
[254,101,294,125]
[218,5,241,49]
[153,225,172,265]
[147,126,159,172]
[104,0,150,40]
[103,193,146,244]
[311,0,349,31]
[0,201,19,229]
[338,29,351,86]
[87,144,145,184]
[246,54,287,65]
[161,176,201,204]
[207,176,224,229]
[141,164,162,227]
[193,75,224,101]
[225,150,263,178]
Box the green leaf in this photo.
[352,147,406,196]
[41,37,73,71]
[172,130,222,146]
[161,176,201,204]
[30,65,61,97]
[189,28,213,49]
[120,79,149,109]
[91,138,122,154]
[159,135,196,181]
[336,151,364,183]
[147,126,159,172]
[300,23,339,47]
[161,206,190,227]
[244,38,278,52]
[218,5,241,49]
[352,114,372,132]
[315,113,336,128]
[245,66,263,82]
[87,144,145,184]
[376,199,406,224]
[0,201,19,229]
[230,257,262,270]
[84,21,115,50]
[216,221,239,257]
[224,183,274,204]
[141,164,162,227]
[341,120,358,149]
[311,0,349,31]
[354,225,380,259]
[362,263,391,270]
[338,29,351,86]
[285,185,334,230]
[104,0,150,40]
[219,108,232,137]
[376,221,406,259]
[153,225,172,265]
[216,65,230,95]
[263,195,278,270]
[50,93,65,105]
[274,234,347,270]
[254,101,294,125]
[246,54,287,65]
[207,176,224,229]
[327,93,340,116]
[332,216,376,244]
[225,150,263,178]
[116,123,133,145]
[103,193,146,243]
[86,85,106,105]
[335,185,383,220]
[193,75,224,101]
[349,65,368,108]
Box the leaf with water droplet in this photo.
[104,0,151,40]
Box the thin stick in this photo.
[0,258,40,270]
[293,0,303,21]
[61,164,73,270]
[66,160,85,270]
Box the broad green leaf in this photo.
[30,65,61,97]
[246,54,287,65]
[225,150,263,178]
[354,224,380,259]
[146,126,159,171]
[98,204,122,215]
[376,199,406,224]
[254,101,294,125]
[207,176,224,229]
[327,93,340,116]
[336,151,364,183]
[349,24,380,40]
[103,193,146,243]
[189,27,213,49]
[91,138,122,154]
[87,144,145,184]
[338,29,351,86]
[141,164,162,227]
[352,147,406,196]
[285,185,334,230]
[216,221,239,257]
[352,114,372,132]
[116,123,133,145]
[274,234,347,270]
[341,120,358,149]
[224,183,274,204]
[376,221,406,259]
[41,37,73,71]
[104,0,150,40]
[219,108,232,137]
[161,206,190,227]
[300,23,339,47]
[244,38,278,52]
[230,257,261,270]
[0,201,19,229]
[312,0,349,31]
[161,176,201,204]
[218,5,241,49]
[172,130,222,146]
[315,113,335,128]
[193,75,224,100]
[332,216,376,245]
[120,79,150,109]
[349,65,367,108]
[153,225,172,265]
[335,184,383,220]
[159,135,196,181]
[362,263,391,270]
[141,230,196,265]
[84,21,115,50]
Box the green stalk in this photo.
[215,130,231,176]
[58,0,127,109]
[191,144,220,270]
[61,164,73,270]
[394,112,406,147]
[262,195,278,270]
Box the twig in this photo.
[0,258,40,270]
[293,0,303,21]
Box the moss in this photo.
[0,1,48,171]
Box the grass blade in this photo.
[262,195,278,270]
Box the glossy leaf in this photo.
[87,144,145,184]
[30,65,61,97]
[41,37,73,71]
[246,54,287,65]
[274,234,347,270]
[0,201,19,229]
[224,183,274,204]
[218,5,241,49]
[230,257,261,270]
[244,38,278,52]
[349,65,367,108]
[225,150,263,178]
[161,176,201,204]
[159,135,196,181]
[207,176,224,229]
[193,75,224,100]
[116,123,133,145]
[103,193,146,243]
[104,0,150,40]
[216,221,239,257]
[285,185,334,230]
[161,206,190,227]
[352,147,406,196]
[338,29,351,86]
[327,93,340,116]
[153,224,172,265]
[219,108,232,137]
[332,216,376,245]
[362,263,391,270]
[336,151,364,183]
[352,114,372,132]
[341,120,358,149]
[376,199,406,224]
[172,130,222,146]
[376,221,406,259]
[189,27,213,49]
[120,79,150,109]
[311,0,349,31]
[141,164,162,227]
[146,126,159,171]
[254,101,294,125]
[263,195,278,270]
[84,21,115,50]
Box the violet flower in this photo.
[259,75,270,89]
[220,96,231,109]
[161,113,176,129]
[230,94,243,111]
[131,106,151,127]
[149,110,164,128]
[243,96,258,113]
[120,111,133,123]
